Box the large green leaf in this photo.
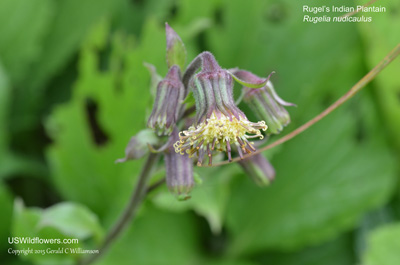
[0,62,45,179]
[11,0,123,134]
[206,0,364,110]
[45,19,167,221]
[362,223,400,265]
[26,0,121,93]
[97,205,200,265]
[37,202,104,242]
[189,0,398,255]
[257,235,354,265]
[0,0,53,83]
[0,62,10,154]
[226,102,396,255]
[11,200,102,265]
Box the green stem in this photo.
[79,153,159,265]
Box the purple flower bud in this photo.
[235,70,295,135]
[174,52,267,165]
[165,130,194,200]
[115,129,158,163]
[238,153,275,186]
[147,65,185,136]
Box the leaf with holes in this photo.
[45,18,167,221]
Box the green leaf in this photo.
[258,235,354,265]
[26,0,121,93]
[226,100,397,255]
[37,202,104,242]
[203,259,258,265]
[0,62,10,153]
[11,0,122,134]
[0,183,13,252]
[357,1,400,151]
[0,63,46,180]
[12,200,102,265]
[45,18,167,221]
[0,0,53,83]
[97,205,200,265]
[189,0,398,255]
[152,166,235,234]
[362,223,400,265]
[206,0,364,110]
[143,62,162,98]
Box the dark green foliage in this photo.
[1,0,399,264]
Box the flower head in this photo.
[174,52,267,165]
[165,130,194,200]
[147,65,185,136]
[235,70,295,135]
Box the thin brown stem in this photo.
[146,177,166,194]
[205,43,400,167]
[79,153,159,265]
[340,0,378,18]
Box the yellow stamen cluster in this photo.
[173,112,267,165]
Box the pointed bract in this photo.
[116,129,158,163]
[147,65,185,136]
[165,23,186,70]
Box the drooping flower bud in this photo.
[115,129,158,163]
[147,65,185,136]
[238,153,275,186]
[174,52,267,165]
[165,130,194,200]
[235,70,295,135]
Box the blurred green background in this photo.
[1,0,400,264]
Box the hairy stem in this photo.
[206,43,400,167]
[80,153,159,265]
